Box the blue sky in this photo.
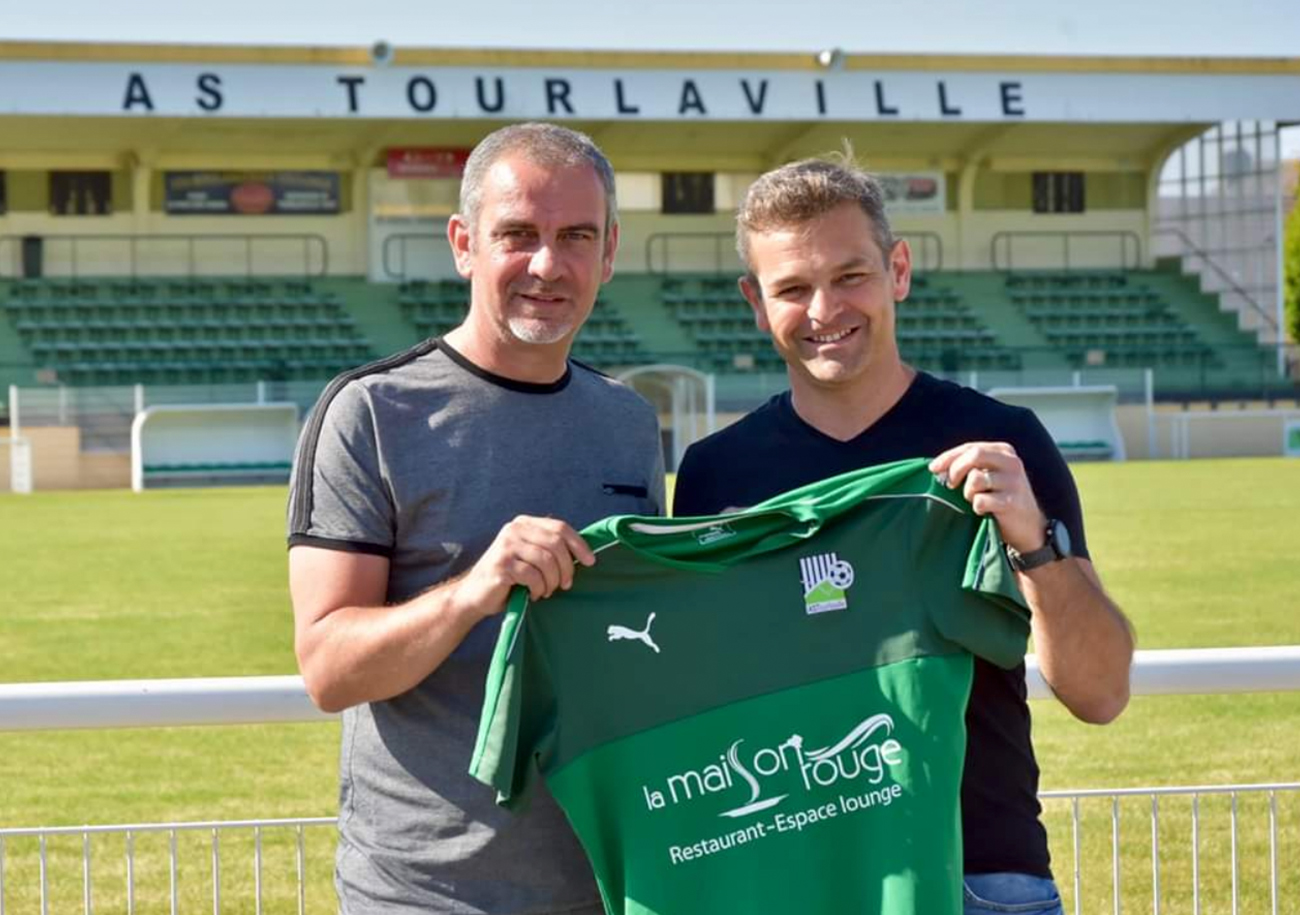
[4,0,1300,57]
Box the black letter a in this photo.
[123,73,154,112]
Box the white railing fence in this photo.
[4,647,1300,734]
[1,647,1298,914]
[1040,783,1299,915]
[0,819,335,915]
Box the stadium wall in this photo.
[959,210,1149,270]
[0,152,367,277]
[0,151,1158,280]
[0,426,129,490]
[0,217,361,278]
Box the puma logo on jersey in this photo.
[608,612,660,653]
[800,553,855,614]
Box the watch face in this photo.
[1050,520,1072,558]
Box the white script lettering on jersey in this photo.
[608,612,661,654]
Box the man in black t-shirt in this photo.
[673,157,1134,915]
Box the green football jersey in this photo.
[471,458,1030,915]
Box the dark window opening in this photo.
[1032,172,1085,214]
[662,173,715,215]
[50,171,113,216]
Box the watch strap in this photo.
[1006,520,1066,572]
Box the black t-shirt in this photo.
[674,371,1089,879]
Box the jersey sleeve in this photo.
[932,515,1032,670]
[286,380,395,555]
[470,589,555,811]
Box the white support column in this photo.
[957,159,981,269]
[670,375,684,470]
[1273,127,1286,376]
[5,386,31,494]
[1145,369,1157,460]
[129,151,154,247]
[1144,151,1164,271]
[351,163,372,278]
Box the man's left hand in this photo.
[929,442,1047,553]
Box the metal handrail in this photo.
[645,232,740,276]
[381,232,453,281]
[0,234,329,279]
[897,231,944,272]
[0,816,335,838]
[2,647,1298,732]
[991,231,1143,272]
[1152,225,1278,331]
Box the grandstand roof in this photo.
[6,0,1300,59]
[1,37,1296,168]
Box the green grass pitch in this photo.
[1,458,1298,911]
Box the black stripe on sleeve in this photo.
[287,534,394,557]
[288,338,440,538]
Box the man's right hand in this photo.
[452,515,597,618]
[291,516,596,712]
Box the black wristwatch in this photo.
[1006,519,1072,572]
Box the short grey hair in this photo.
[459,122,618,237]
[736,154,894,274]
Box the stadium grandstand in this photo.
[0,39,1296,486]
[2,12,1300,913]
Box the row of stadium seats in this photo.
[1057,346,1220,369]
[1004,271,1131,291]
[1008,274,1221,368]
[1040,327,1203,347]
[0,269,1270,386]
[3,298,352,326]
[2,279,377,385]
[1019,307,1183,328]
[6,278,326,307]
[28,339,371,363]
[52,357,366,386]
[1009,289,1163,309]
[12,316,358,344]
[398,278,470,308]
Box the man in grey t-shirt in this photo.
[287,123,664,914]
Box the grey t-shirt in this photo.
[288,338,665,915]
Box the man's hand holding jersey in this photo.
[453,516,597,615]
[929,441,1134,726]
[929,441,1049,554]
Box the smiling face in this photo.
[740,202,912,396]
[449,153,617,352]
